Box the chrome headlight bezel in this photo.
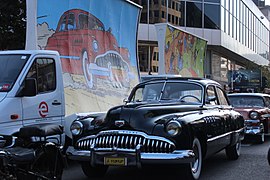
[165,120,182,136]
[70,121,84,136]
[249,111,259,119]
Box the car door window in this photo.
[67,13,76,30]
[264,96,270,107]
[206,85,217,105]
[26,58,56,93]
[59,15,67,31]
[216,87,229,105]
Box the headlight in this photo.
[70,121,83,136]
[249,111,259,119]
[166,120,182,136]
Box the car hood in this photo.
[0,93,7,103]
[105,102,203,134]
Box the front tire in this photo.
[182,137,202,180]
[81,162,108,178]
[226,140,241,160]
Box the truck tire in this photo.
[81,162,108,178]
[226,140,241,160]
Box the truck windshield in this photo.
[0,54,30,92]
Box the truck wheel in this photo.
[81,162,108,178]
[181,137,202,180]
[226,140,241,160]
[82,50,94,89]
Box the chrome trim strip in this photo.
[207,128,245,143]
[245,119,260,123]
[79,130,174,144]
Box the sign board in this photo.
[155,23,207,77]
[26,0,141,115]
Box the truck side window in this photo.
[27,58,56,93]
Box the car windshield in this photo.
[228,96,265,108]
[0,54,29,92]
[130,81,203,104]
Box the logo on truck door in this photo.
[39,101,48,118]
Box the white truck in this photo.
[0,50,99,141]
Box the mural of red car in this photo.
[45,9,133,89]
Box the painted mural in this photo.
[36,0,141,115]
[164,25,207,77]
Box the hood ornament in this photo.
[115,120,125,127]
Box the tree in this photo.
[261,65,270,89]
[0,0,26,50]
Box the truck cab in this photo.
[0,50,65,135]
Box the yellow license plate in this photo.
[104,157,126,166]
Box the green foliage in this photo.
[0,0,26,50]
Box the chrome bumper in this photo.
[66,145,195,168]
[244,120,264,135]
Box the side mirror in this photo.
[16,78,37,97]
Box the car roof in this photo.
[228,93,270,97]
[140,75,221,86]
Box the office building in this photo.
[132,0,270,87]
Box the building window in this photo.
[205,0,220,2]
[204,4,220,29]
[186,2,202,28]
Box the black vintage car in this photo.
[66,77,245,180]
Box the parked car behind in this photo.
[228,93,270,143]
[67,77,244,179]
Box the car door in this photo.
[21,56,64,126]
[215,86,232,146]
[205,85,228,154]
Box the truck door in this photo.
[21,57,64,126]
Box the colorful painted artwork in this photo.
[164,25,207,77]
[36,0,141,114]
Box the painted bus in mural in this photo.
[45,9,133,89]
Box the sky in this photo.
[266,0,270,6]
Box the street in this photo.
[63,136,270,180]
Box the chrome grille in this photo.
[75,130,175,153]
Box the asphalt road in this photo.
[63,136,270,180]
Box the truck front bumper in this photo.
[66,145,195,168]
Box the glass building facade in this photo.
[132,0,270,86]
